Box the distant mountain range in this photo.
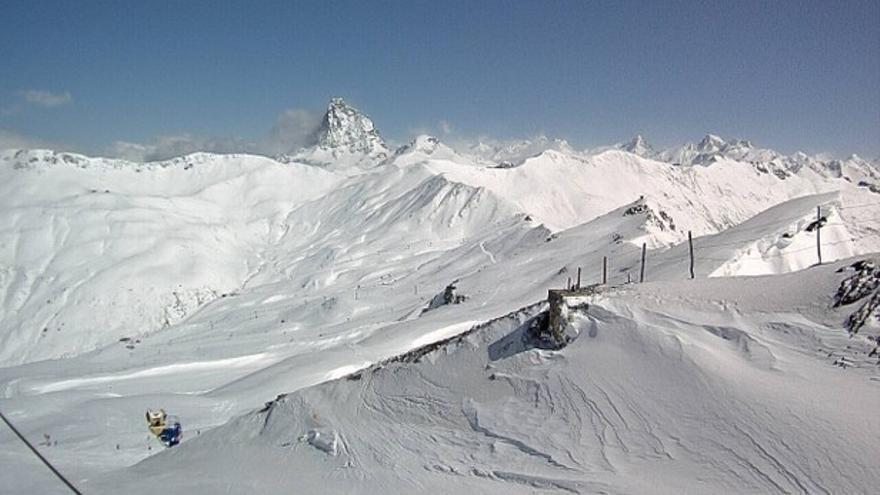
[1,98,879,494]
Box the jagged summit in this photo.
[619,134,656,158]
[696,133,728,152]
[316,97,387,154]
[281,98,392,171]
[657,133,764,167]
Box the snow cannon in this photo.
[146,409,183,447]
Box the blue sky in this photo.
[1,0,878,158]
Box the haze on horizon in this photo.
[0,0,878,159]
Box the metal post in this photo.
[576,267,582,289]
[816,206,822,265]
[688,230,695,279]
[639,243,646,283]
[602,256,607,284]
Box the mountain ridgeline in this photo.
[0,97,878,366]
[1,98,879,495]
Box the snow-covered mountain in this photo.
[618,132,880,192]
[466,135,576,167]
[0,99,878,494]
[279,97,391,170]
[618,134,655,158]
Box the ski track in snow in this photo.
[479,241,497,264]
[27,353,273,394]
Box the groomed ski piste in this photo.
[1,99,878,494]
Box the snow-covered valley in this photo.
[1,99,878,494]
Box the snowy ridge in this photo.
[617,133,880,192]
[426,145,879,249]
[466,135,576,167]
[0,98,879,493]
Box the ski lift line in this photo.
[0,409,83,495]
[696,231,832,251]
[702,201,878,238]
[693,236,866,262]
[837,202,880,210]
[559,209,872,286]
[694,210,830,239]
[692,220,872,250]
[470,204,872,289]
[690,216,872,250]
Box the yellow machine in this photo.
[146,409,182,447]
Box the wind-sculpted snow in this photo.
[92,263,880,494]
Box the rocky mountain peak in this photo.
[697,133,727,152]
[620,134,656,157]
[316,97,388,155]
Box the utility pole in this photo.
[688,230,695,279]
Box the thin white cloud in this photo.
[439,120,453,135]
[102,107,323,162]
[105,134,255,162]
[0,128,67,151]
[261,108,322,155]
[22,89,73,108]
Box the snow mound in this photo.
[304,428,339,456]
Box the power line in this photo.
[0,409,83,495]
[576,224,877,285]
[694,236,868,262]
[838,202,880,210]
[685,203,879,245]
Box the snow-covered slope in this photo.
[0,100,878,494]
[0,149,342,364]
[425,146,879,250]
[91,260,880,495]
